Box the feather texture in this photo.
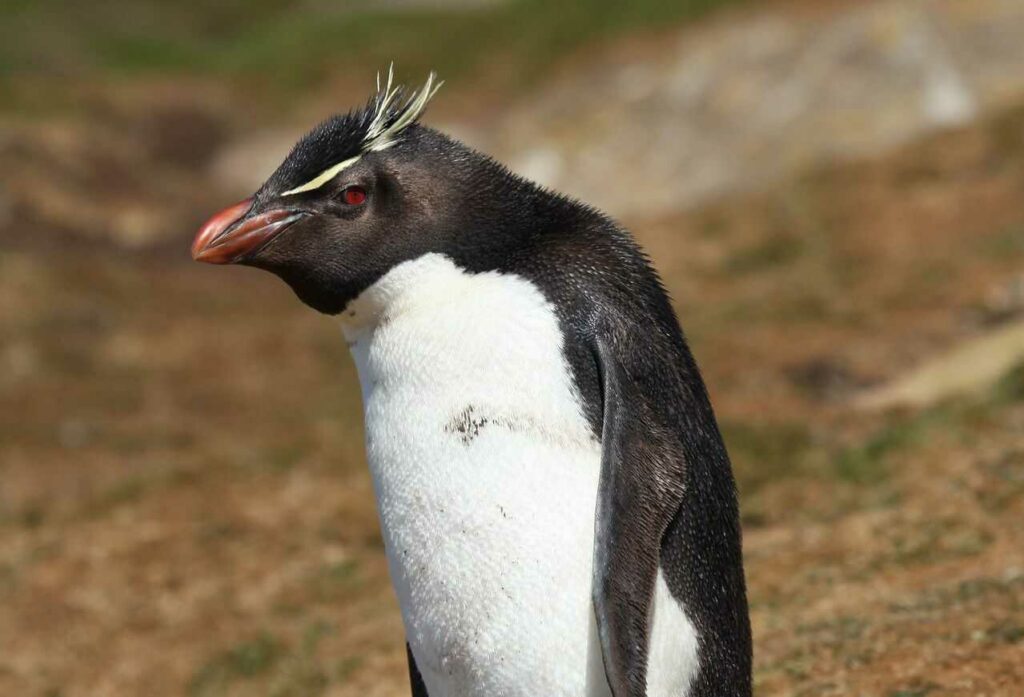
[281,66,442,197]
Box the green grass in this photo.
[833,360,1024,485]
[887,687,938,697]
[310,560,361,601]
[722,233,806,274]
[979,220,1024,259]
[833,417,925,484]
[0,0,746,105]
[189,633,283,697]
[188,622,345,697]
[993,360,1024,403]
[722,419,816,494]
[985,621,1024,645]
[727,359,1024,527]
[266,620,334,697]
[0,561,16,596]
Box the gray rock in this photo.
[474,0,1024,219]
[208,129,303,198]
[854,320,1024,410]
[203,0,1024,223]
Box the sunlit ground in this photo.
[2,1,1023,695]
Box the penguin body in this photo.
[193,71,751,697]
[342,254,698,696]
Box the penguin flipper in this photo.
[591,334,687,697]
[406,643,430,697]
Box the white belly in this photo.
[341,254,698,697]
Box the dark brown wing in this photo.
[591,334,687,696]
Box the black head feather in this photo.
[259,69,442,200]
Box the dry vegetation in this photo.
[2,42,1024,697]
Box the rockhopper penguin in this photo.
[192,70,751,697]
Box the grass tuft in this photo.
[189,633,283,697]
[0,0,747,106]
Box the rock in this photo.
[167,0,1024,227]
[208,129,303,199]
[477,0,1024,220]
[854,320,1024,410]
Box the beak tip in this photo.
[191,199,302,266]
[190,247,215,264]
[191,198,253,265]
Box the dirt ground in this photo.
[3,43,1024,697]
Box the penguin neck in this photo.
[338,252,462,339]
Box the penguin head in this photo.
[192,70,479,315]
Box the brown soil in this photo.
[1,98,1023,697]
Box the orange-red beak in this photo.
[191,198,305,264]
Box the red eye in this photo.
[342,186,367,206]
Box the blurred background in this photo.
[2,0,1024,695]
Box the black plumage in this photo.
[196,75,752,697]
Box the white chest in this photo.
[340,254,697,697]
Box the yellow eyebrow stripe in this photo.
[281,155,362,197]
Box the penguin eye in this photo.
[341,185,367,206]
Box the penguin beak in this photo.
[192,198,306,264]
